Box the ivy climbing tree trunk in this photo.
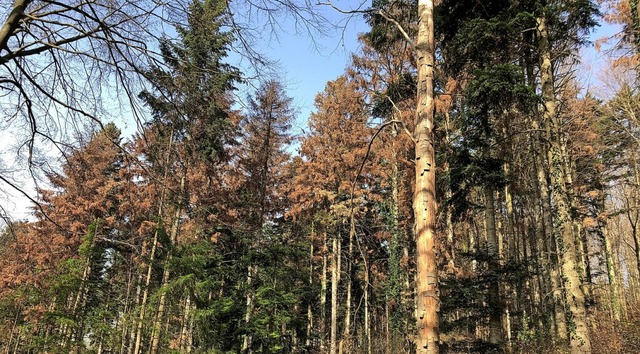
[414,0,439,353]
[602,223,621,321]
[537,15,591,354]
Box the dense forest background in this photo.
[1,0,639,353]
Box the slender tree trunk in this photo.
[502,156,517,261]
[363,247,372,354]
[630,158,640,277]
[128,269,143,354]
[132,232,157,354]
[120,269,134,354]
[307,242,314,349]
[533,120,568,339]
[602,224,621,321]
[12,332,20,354]
[443,113,456,269]
[501,159,516,351]
[133,130,175,354]
[242,263,258,354]
[186,309,194,354]
[150,172,186,354]
[330,232,341,354]
[5,308,20,354]
[484,189,503,345]
[341,218,355,352]
[415,0,439,352]
[150,245,172,353]
[64,221,100,348]
[388,126,406,348]
[321,232,328,352]
[537,16,591,354]
[386,297,391,354]
[133,228,161,354]
[178,295,192,352]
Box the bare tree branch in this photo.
[319,0,415,49]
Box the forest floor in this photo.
[515,312,640,354]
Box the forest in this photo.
[0,0,639,353]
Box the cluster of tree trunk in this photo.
[1,0,640,354]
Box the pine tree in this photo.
[132,0,239,351]
[234,79,298,353]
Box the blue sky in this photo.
[228,3,370,137]
[0,3,627,222]
[580,21,624,96]
[0,5,372,221]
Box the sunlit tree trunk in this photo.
[531,114,568,339]
[484,189,503,345]
[631,157,640,276]
[178,295,192,352]
[501,127,517,262]
[414,0,439,352]
[364,247,372,354]
[133,130,174,354]
[119,269,134,354]
[602,223,621,321]
[330,232,341,354]
[341,218,355,353]
[150,173,185,354]
[307,242,314,348]
[386,297,391,354]
[321,231,328,352]
[537,16,591,354]
[128,269,143,354]
[242,263,257,354]
[133,228,159,354]
[501,153,516,351]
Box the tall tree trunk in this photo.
[388,124,407,347]
[133,228,160,354]
[537,16,591,354]
[321,232,328,353]
[150,173,186,354]
[501,130,517,262]
[523,32,560,336]
[341,218,355,352]
[119,268,134,354]
[179,295,192,352]
[484,189,503,345]
[330,232,341,354]
[133,130,175,354]
[532,118,568,340]
[363,245,372,354]
[128,268,143,354]
[602,224,621,321]
[307,242,314,349]
[501,157,516,351]
[69,224,98,345]
[386,297,391,354]
[415,0,439,352]
[630,157,640,277]
[242,264,258,354]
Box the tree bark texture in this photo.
[415,0,439,353]
[330,233,341,354]
[484,189,503,345]
[537,16,591,354]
